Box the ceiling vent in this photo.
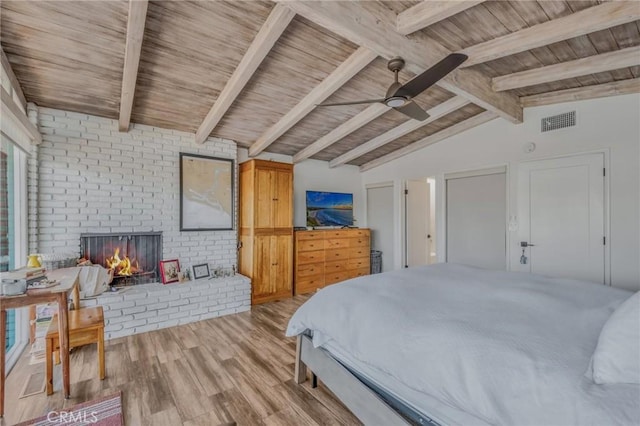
[541,111,576,132]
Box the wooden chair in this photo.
[45,306,105,395]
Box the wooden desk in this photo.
[0,268,80,417]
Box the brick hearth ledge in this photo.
[80,275,251,339]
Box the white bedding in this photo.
[286,264,640,426]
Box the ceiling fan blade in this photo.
[316,99,385,107]
[394,100,429,121]
[395,53,468,98]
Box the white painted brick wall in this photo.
[80,275,251,339]
[28,106,251,330]
[27,103,40,254]
[32,106,239,271]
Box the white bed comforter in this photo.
[286,264,640,426]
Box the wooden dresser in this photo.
[239,160,293,305]
[294,229,370,295]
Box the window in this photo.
[1,134,29,371]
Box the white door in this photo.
[446,170,507,270]
[518,153,605,283]
[406,180,430,267]
[367,184,394,272]
[428,178,437,264]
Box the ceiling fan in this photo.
[317,53,468,121]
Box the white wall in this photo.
[362,94,640,291]
[238,149,363,227]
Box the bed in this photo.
[286,263,640,425]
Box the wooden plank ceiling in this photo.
[1,0,639,170]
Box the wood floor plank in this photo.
[147,406,184,426]
[4,295,361,426]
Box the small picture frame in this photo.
[159,259,180,284]
[193,263,210,280]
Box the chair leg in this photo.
[98,328,105,380]
[46,337,54,395]
[54,349,60,365]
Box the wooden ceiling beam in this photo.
[397,0,486,35]
[195,4,295,144]
[1,47,27,110]
[293,103,387,163]
[461,2,640,68]
[493,46,640,92]
[360,111,496,172]
[329,96,469,168]
[248,47,378,156]
[118,0,149,132]
[1,87,42,144]
[276,1,522,124]
[520,78,640,108]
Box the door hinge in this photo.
[404,189,408,195]
[603,168,606,177]
[603,236,606,245]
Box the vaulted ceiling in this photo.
[2,1,639,171]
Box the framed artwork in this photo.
[159,259,180,284]
[180,153,234,231]
[193,263,210,280]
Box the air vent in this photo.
[541,111,576,132]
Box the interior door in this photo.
[446,170,507,270]
[367,184,395,272]
[406,180,430,267]
[518,153,605,283]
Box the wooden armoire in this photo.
[238,160,293,305]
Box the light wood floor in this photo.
[2,295,361,425]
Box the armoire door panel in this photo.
[275,235,293,293]
[255,168,274,229]
[274,169,293,228]
[253,235,274,298]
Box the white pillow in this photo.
[591,291,640,385]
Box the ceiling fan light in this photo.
[385,96,407,108]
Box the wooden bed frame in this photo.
[295,334,412,425]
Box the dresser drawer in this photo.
[297,239,324,252]
[349,237,369,247]
[296,263,324,278]
[347,258,369,270]
[324,230,348,239]
[295,275,325,295]
[297,250,325,265]
[325,271,351,285]
[355,266,369,277]
[348,229,369,238]
[325,260,348,273]
[325,248,351,261]
[296,231,325,241]
[325,238,350,249]
[348,247,369,259]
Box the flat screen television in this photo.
[306,190,354,227]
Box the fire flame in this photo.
[106,248,140,276]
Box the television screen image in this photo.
[306,191,354,227]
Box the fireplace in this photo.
[80,232,162,286]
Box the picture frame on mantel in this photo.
[160,259,180,284]
[180,153,234,231]
[192,263,210,280]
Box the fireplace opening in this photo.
[80,232,162,286]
